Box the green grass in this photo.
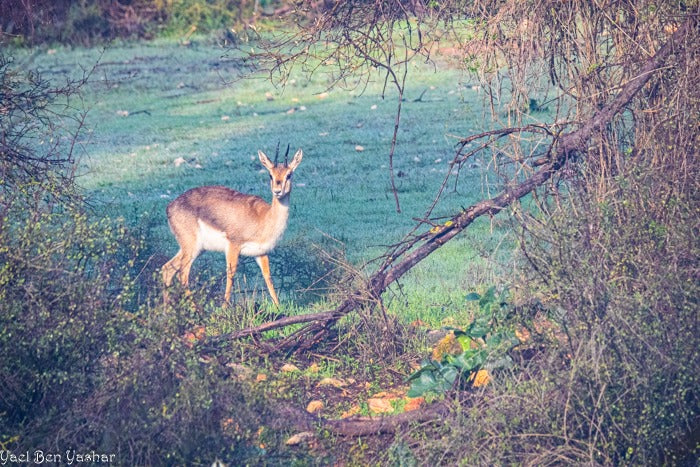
[18,37,515,323]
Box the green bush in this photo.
[0,197,137,436]
[0,0,286,45]
[0,197,282,462]
[530,167,699,464]
[61,0,113,44]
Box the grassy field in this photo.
[19,36,513,326]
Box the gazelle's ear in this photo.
[288,149,303,171]
[258,150,274,170]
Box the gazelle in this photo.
[162,148,303,305]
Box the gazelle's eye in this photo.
[285,173,292,180]
[268,174,273,180]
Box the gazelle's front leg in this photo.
[224,243,241,303]
[255,255,280,306]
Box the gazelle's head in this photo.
[258,148,303,200]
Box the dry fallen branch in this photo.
[209,16,693,354]
[269,399,452,436]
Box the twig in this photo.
[205,310,336,347]
[412,88,428,102]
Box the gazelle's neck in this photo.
[251,194,290,252]
[271,193,291,210]
[268,194,291,228]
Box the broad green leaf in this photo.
[455,333,472,351]
[447,349,486,371]
[467,317,490,338]
[438,365,458,387]
[465,292,481,301]
[486,331,519,350]
[408,371,439,397]
[485,332,504,347]
[408,364,457,396]
[407,360,439,381]
[478,286,497,309]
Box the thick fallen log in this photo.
[269,400,452,436]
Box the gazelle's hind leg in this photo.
[177,250,197,289]
[162,208,200,295]
[162,251,187,304]
[162,251,183,287]
[255,255,280,306]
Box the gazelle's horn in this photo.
[274,141,280,164]
[284,144,290,166]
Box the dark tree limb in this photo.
[269,400,452,436]
[322,401,451,436]
[211,16,692,353]
[205,311,335,346]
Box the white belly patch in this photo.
[196,220,280,257]
[197,220,228,252]
[240,240,276,257]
